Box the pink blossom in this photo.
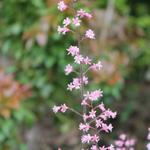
[104,109,117,119]
[60,104,68,112]
[95,119,102,128]
[81,99,88,106]
[63,17,71,26]
[79,123,90,132]
[67,46,79,56]
[72,78,81,89]
[57,26,70,34]
[77,9,92,19]
[83,56,92,65]
[91,145,99,150]
[82,76,88,85]
[83,113,89,122]
[147,143,150,150]
[58,1,67,11]
[52,105,61,113]
[89,109,96,119]
[74,54,83,64]
[72,17,81,27]
[65,64,73,75]
[92,134,100,143]
[119,134,127,141]
[92,61,102,71]
[81,134,92,144]
[84,90,103,101]
[101,123,113,133]
[67,83,74,91]
[98,103,106,111]
[85,29,95,39]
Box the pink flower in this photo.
[115,140,124,147]
[98,103,106,111]
[119,134,127,141]
[83,113,89,122]
[91,145,98,150]
[57,26,70,34]
[92,134,100,143]
[60,104,68,112]
[101,123,112,133]
[83,56,92,65]
[72,17,81,27]
[89,109,96,119]
[82,76,88,85]
[84,89,103,101]
[95,119,102,128]
[92,61,102,71]
[147,143,150,150]
[81,134,92,144]
[77,9,92,19]
[67,46,79,56]
[104,109,117,119]
[63,17,71,26]
[74,54,83,64]
[67,83,74,91]
[58,1,67,11]
[72,78,81,89]
[79,123,90,132]
[85,29,95,39]
[81,99,88,106]
[52,105,61,113]
[65,64,73,75]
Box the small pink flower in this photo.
[98,103,106,111]
[81,99,88,106]
[85,29,95,39]
[65,64,73,75]
[83,56,92,65]
[67,46,79,56]
[84,90,103,101]
[91,145,98,150]
[95,119,102,128]
[119,134,127,141]
[74,54,83,64]
[52,105,61,113]
[58,1,67,11]
[82,76,88,85]
[63,17,71,26]
[115,140,124,147]
[89,109,96,119]
[92,61,102,71]
[147,143,150,150]
[77,9,92,19]
[92,134,100,143]
[81,134,92,144]
[83,113,89,122]
[72,17,81,27]
[57,26,70,34]
[67,83,74,91]
[79,123,90,132]
[73,78,81,89]
[60,104,68,112]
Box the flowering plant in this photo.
[53,1,117,149]
[52,1,149,150]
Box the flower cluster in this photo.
[114,133,136,150]
[52,1,117,149]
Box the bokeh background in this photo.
[0,0,150,149]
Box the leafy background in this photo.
[0,0,150,149]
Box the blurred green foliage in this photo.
[0,0,149,149]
